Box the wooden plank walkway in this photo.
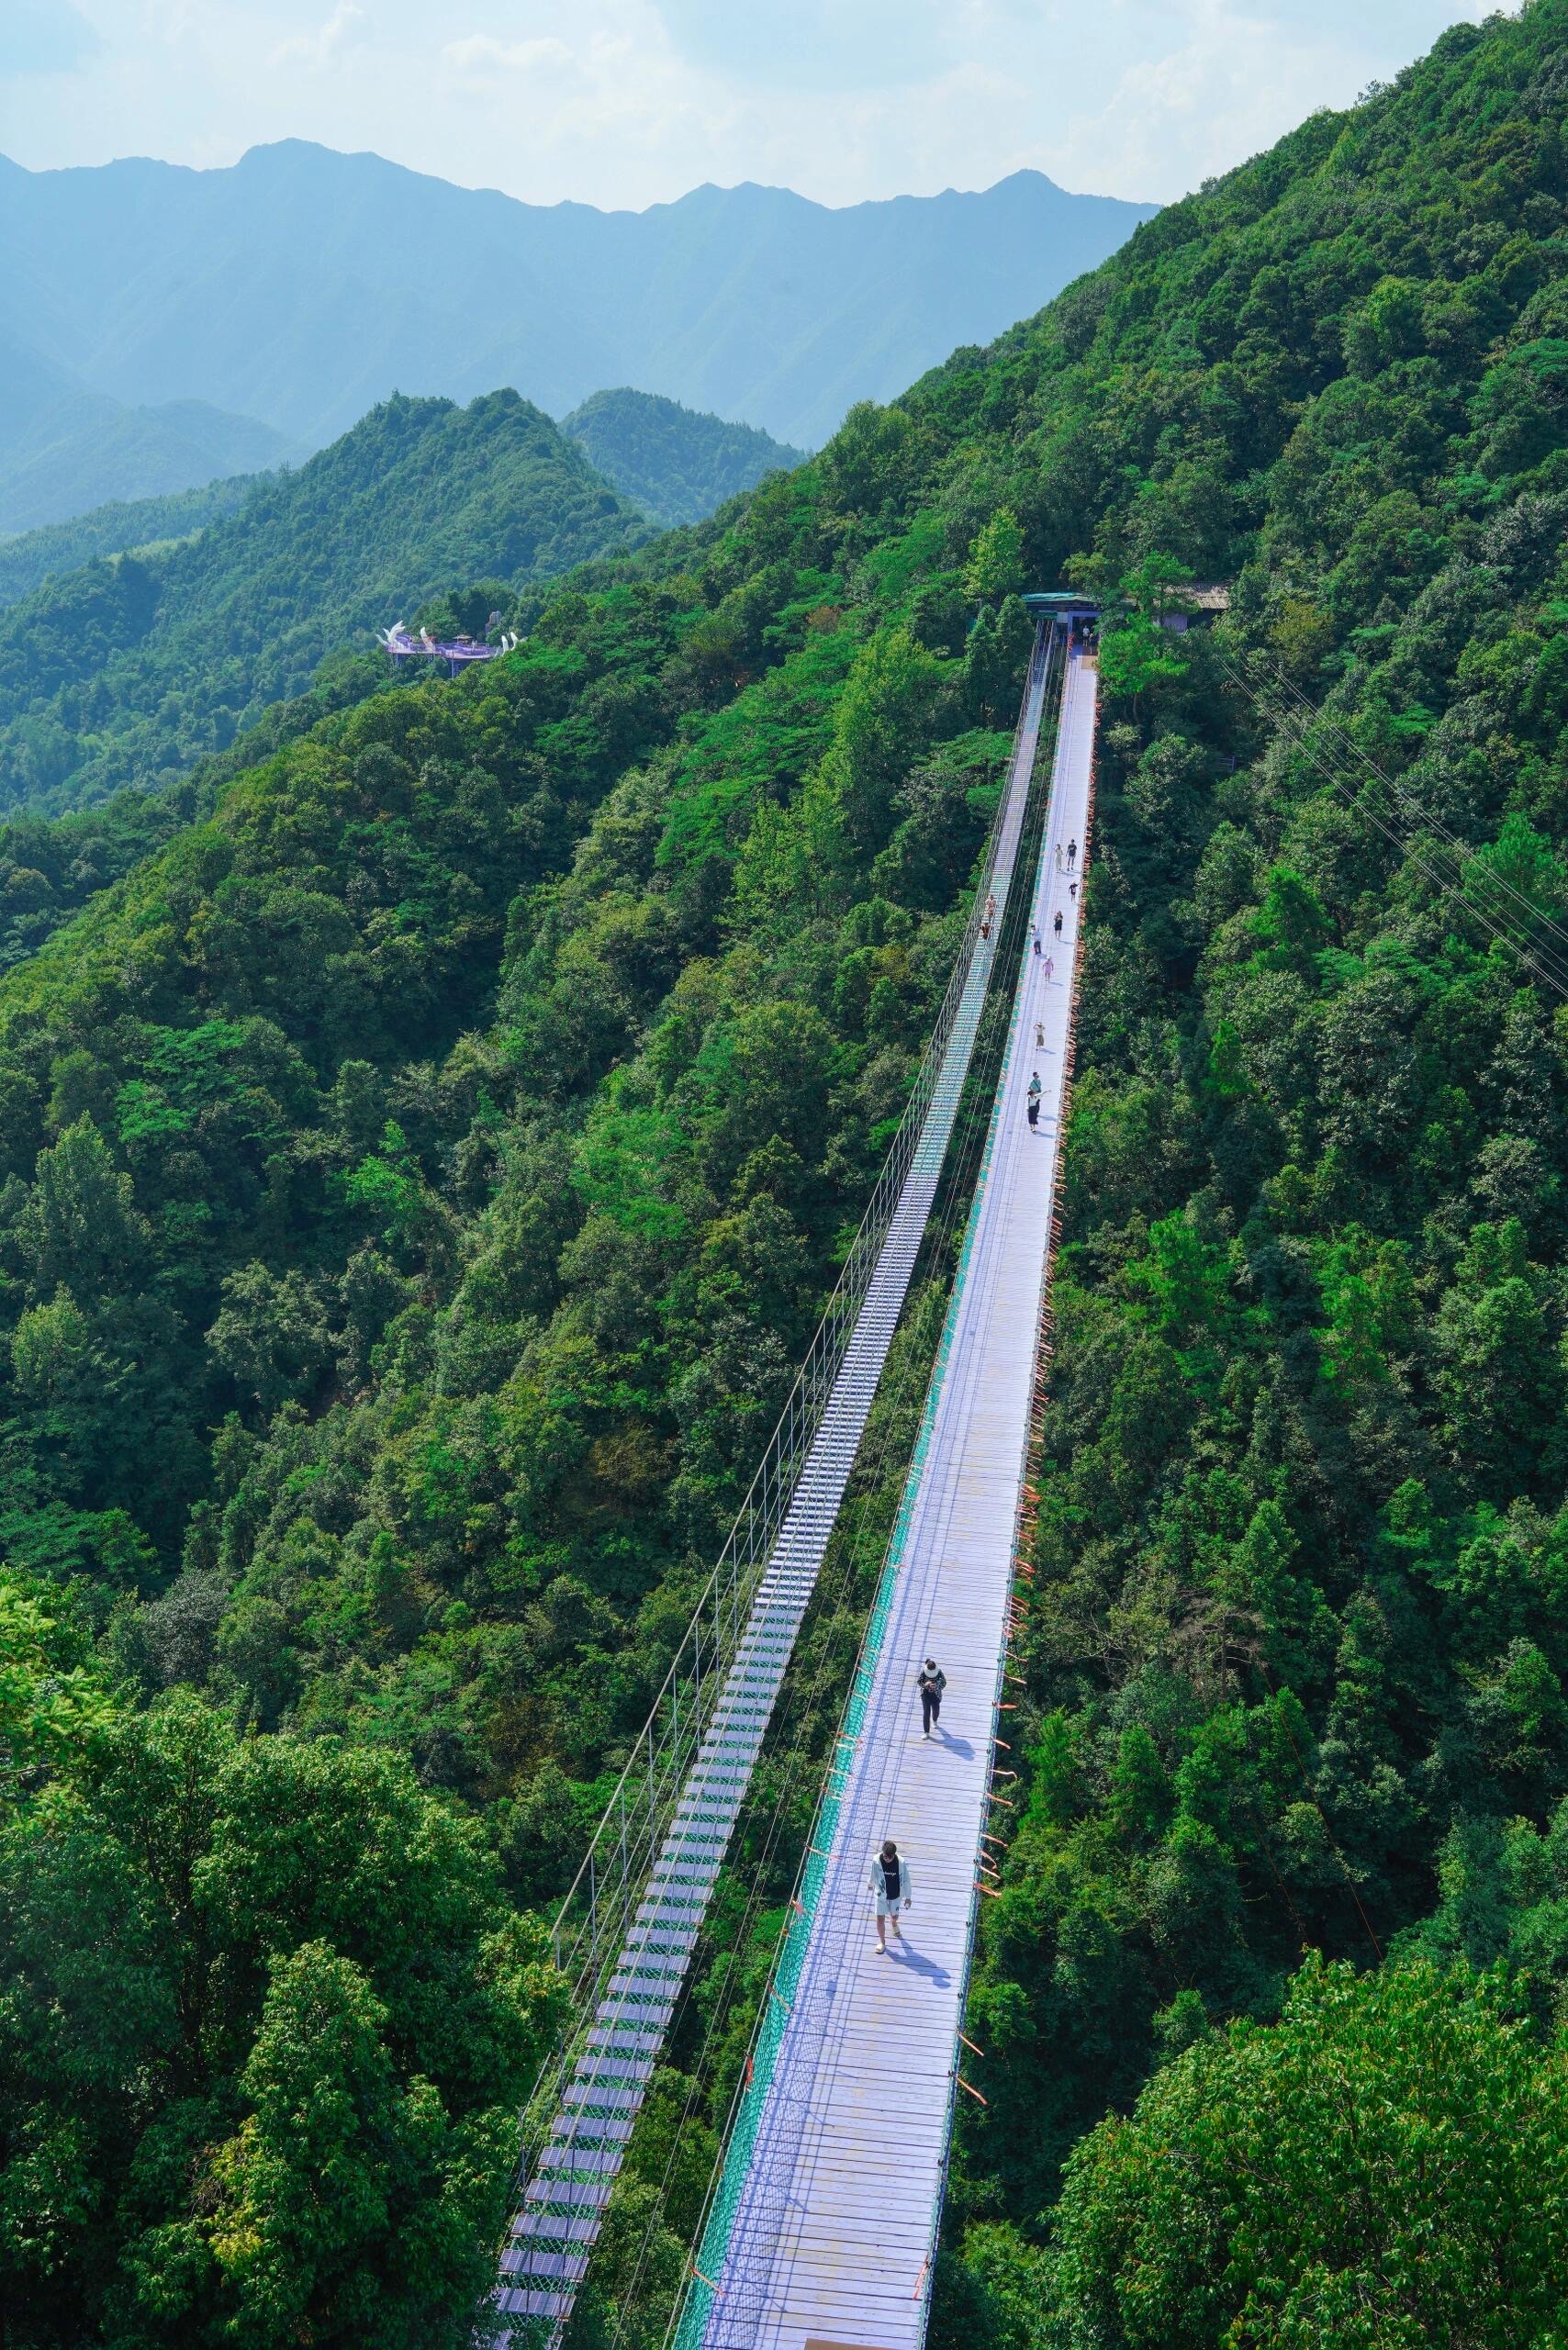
[693,647,1099,2350]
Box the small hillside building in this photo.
[1023,583,1231,633]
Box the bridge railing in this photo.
[666,630,1068,2350]
[513,625,1058,2175]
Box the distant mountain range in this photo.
[0,143,1154,520]
[0,390,650,816]
[0,474,264,611]
[561,389,804,531]
[0,330,293,535]
[0,386,801,620]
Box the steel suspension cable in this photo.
[599,659,1064,2349]
[495,628,1063,2344]
[1256,651,1568,960]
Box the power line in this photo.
[1219,649,1568,1005]
[1261,655,1568,962]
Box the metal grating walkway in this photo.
[680,647,1100,2350]
[494,630,1064,2342]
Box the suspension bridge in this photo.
[494,617,1100,2350]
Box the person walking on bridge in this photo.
[915,1658,946,1738]
[1067,837,1078,871]
[869,1839,912,1951]
[1053,909,1063,939]
[1026,1072,1042,1130]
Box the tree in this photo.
[1096,617,1188,703]
[208,1941,518,2350]
[0,1565,118,1798]
[1046,1956,1568,2350]
[965,509,1025,604]
[207,1264,334,1417]
[13,1116,149,1301]
[823,624,944,851]
[0,1697,561,2347]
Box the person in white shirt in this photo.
[868,1840,912,1951]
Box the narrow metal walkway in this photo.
[494,631,1062,2343]
[682,648,1100,2350]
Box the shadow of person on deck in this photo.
[889,1935,951,1986]
[934,1730,974,1759]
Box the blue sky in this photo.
[0,0,1506,209]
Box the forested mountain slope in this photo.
[0,472,266,611]
[562,388,805,528]
[0,389,646,817]
[0,146,1155,457]
[3,7,1567,2347]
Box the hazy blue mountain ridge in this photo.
[561,387,805,527]
[0,143,1157,459]
[0,388,647,815]
[0,383,798,611]
[0,474,266,610]
[0,321,290,534]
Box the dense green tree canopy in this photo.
[0,474,265,613]
[0,1665,559,2348]
[0,4,1565,2341]
[561,389,807,532]
[1046,1956,1568,2349]
[0,391,647,817]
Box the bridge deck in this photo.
[698,648,1099,2350]
[497,632,1064,2344]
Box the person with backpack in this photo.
[868,1839,912,1950]
[915,1658,946,1737]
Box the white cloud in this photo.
[441,33,575,78]
[269,0,364,73]
[1,0,1519,211]
[1046,5,1350,196]
[3,0,101,74]
[655,0,947,92]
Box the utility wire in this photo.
[1220,648,1568,1004]
[1260,653,1568,961]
